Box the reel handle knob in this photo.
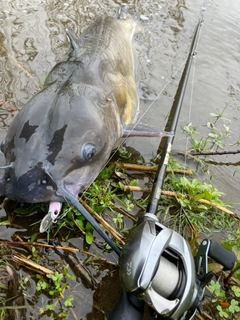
[209,240,236,270]
[107,290,144,320]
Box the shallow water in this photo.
[0,0,239,319]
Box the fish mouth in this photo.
[62,167,98,199]
[63,180,89,199]
[64,183,80,198]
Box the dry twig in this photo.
[115,162,193,175]
[6,241,116,265]
[79,198,125,245]
[123,186,238,219]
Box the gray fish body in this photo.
[0,7,169,205]
[0,10,139,203]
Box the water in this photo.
[0,0,239,319]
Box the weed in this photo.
[182,122,211,153]
[182,103,237,172]
[117,145,144,164]
[208,279,240,319]
[85,222,94,245]
[18,270,30,290]
[0,309,6,319]
[113,213,124,231]
[159,172,236,233]
[35,265,75,317]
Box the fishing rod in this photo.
[107,14,236,320]
[146,19,201,217]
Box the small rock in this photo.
[140,15,149,21]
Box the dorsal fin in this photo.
[66,26,79,50]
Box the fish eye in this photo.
[81,143,96,160]
[41,178,48,185]
[0,141,5,153]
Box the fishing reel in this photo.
[108,213,236,320]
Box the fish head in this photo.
[0,89,120,203]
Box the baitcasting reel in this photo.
[115,213,236,320]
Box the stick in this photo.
[198,198,237,217]
[190,150,240,156]
[124,186,152,193]
[78,199,125,245]
[123,186,238,219]
[115,162,193,175]
[176,151,240,166]
[6,241,117,265]
[12,251,53,274]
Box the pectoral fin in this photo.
[123,123,174,138]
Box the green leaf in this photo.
[192,193,204,202]
[67,273,75,281]
[232,286,240,298]
[49,290,55,295]
[208,280,225,297]
[85,222,94,244]
[228,299,240,313]
[196,204,208,210]
[210,112,220,117]
[64,296,74,307]
[30,233,38,242]
[75,218,84,230]
[0,220,9,226]
[86,232,93,245]
[97,164,115,180]
[129,179,138,187]
[66,210,74,221]
[216,305,229,318]
[46,304,54,311]
[118,182,125,191]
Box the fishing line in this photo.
[179,50,196,235]
[182,0,208,160]
[179,1,208,234]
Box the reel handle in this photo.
[209,240,236,271]
[107,290,144,320]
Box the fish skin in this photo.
[0,6,168,205]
